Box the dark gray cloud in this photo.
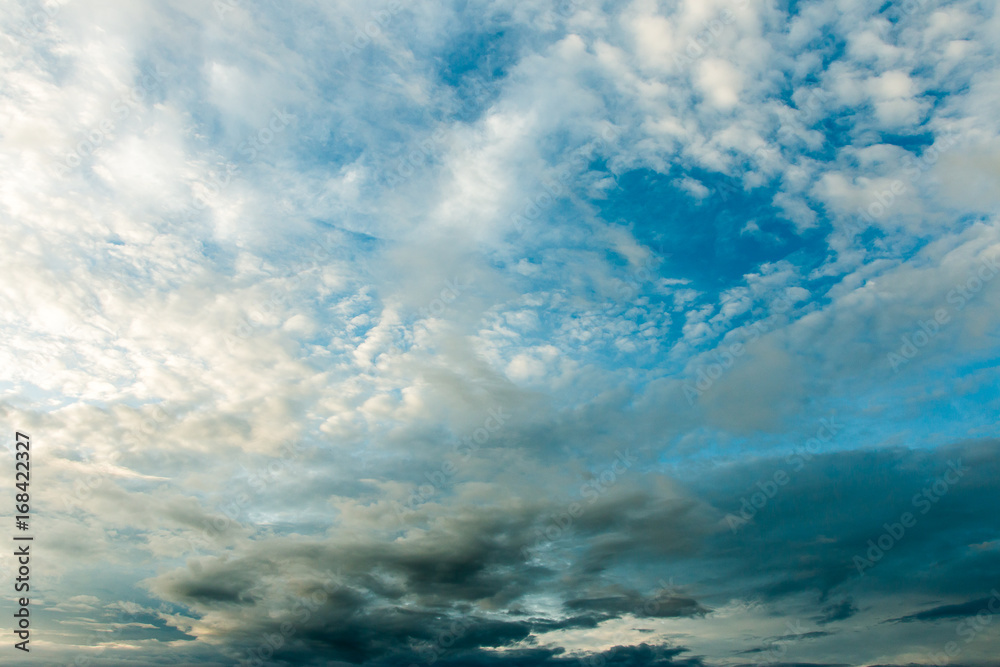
[369,642,705,667]
[144,486,718,665]
[767,631,834,642]
[684,438,1000,606]
[133,436,1000,665]
[889,595,1000,623]
[564,591,709,619]
[817,597,858,625]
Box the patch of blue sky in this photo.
[812,380,990,454]
[197,238,239,272]
[904,365,1000,433]
[657,428,754,468]
[436,26,516,84]
[434,30,517,117]
[834,359,986,433]
[815,111,874,153]
[784,0,808,18]
[0,381,70,411]
[243,222,377,280]
[598,169,826,294]
[791,34,847,73]
[306,130,369,172]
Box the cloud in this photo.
[889,595,1000,624]
[3,0,1000,665]
[564,592,709,619]
[817,598,858,625]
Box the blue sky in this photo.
[2,0,1000,665]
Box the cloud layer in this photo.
[2,0,1000,665]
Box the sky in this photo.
[1,0,1000,665]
